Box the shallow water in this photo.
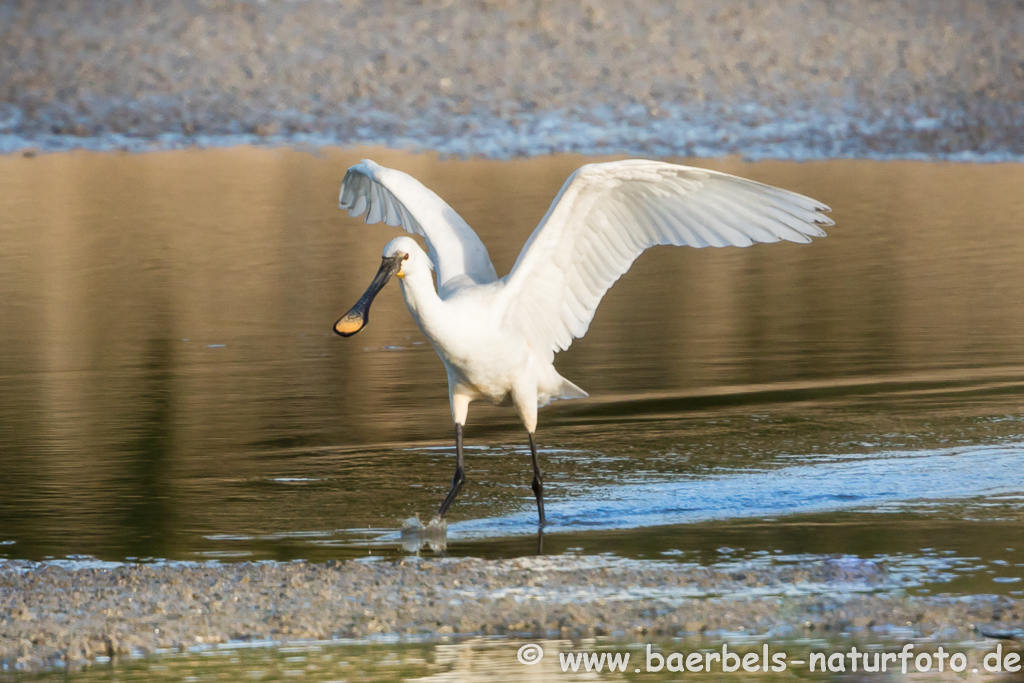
[1,149,1024,596]
[7,638,1019,682]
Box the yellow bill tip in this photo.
[333,314,366,337]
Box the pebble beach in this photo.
[1,1,1023,158]
[2,555,1022,672]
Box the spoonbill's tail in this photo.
[556,376,589,400]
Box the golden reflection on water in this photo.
[23,637,1011,682]
[2,148,1024,560]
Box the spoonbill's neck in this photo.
[397,268,444,332]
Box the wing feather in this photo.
[339,160,498,295]
[500,160,832,361]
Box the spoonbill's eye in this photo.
[403,254,410,261]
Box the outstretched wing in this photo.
[339,159,498,295]
[500,160,832,362]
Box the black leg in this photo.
[529,433,546,526]
[436,423,465,519]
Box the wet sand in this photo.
[2,1,1023,158]
[2,555,1021,672]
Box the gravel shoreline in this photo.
[2,556,1022,673]
[2,1,1024,159]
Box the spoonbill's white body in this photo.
[334,159,833,524]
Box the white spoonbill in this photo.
[334,159,832,525]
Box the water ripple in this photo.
[449,443,1024,539]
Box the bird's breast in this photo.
[422,310,530,400]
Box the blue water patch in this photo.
[446,443,1024,539]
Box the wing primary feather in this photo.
[682,195,759,247]
[702,186,790,242]
[364,183,383,223]
[339,173,356,208]
[755,204,821,241]
[348,174,368,215]
[382,194,397,227]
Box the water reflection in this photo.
[16,637,1021,682]
[1,150,1024,564]
[400,516,449,555]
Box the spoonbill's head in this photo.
[333,236,425,337]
